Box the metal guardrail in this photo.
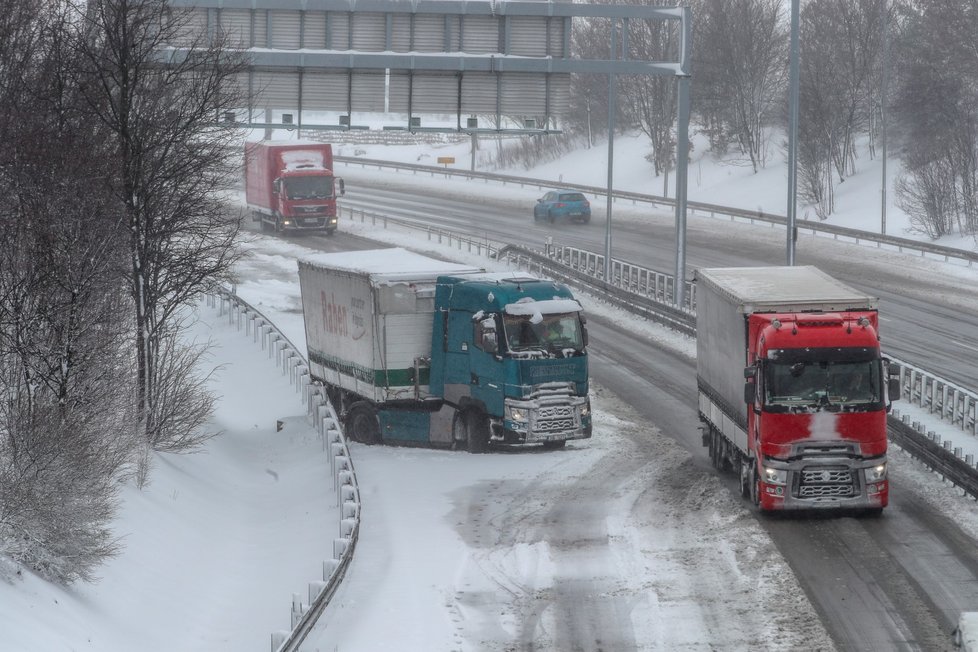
[335,155,978,268]
[340,204,978,500]
[204,291,362,652]
[502,243,978,500]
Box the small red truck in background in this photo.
[696,266,900,514]
[244,140,344,235]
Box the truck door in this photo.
[469,313,505,416]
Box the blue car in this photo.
[533,190,591,224]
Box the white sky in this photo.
[3,131,978,652]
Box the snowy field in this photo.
[3,130,978,651]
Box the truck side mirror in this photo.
[744,365,757,379]
[885,361,901,404]
[337,178,345,196]
[481,331,498,354]
[744,381,756,404]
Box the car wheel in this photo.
[548,210,555,224]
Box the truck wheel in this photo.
[749,463,761,508]
[739,460,751,498]
[346,402,381,445]
[464,410,490,454]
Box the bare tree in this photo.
[73,0,247,449]
[0,0,138,583]
[694,0,789,172]
[892,0,978,238]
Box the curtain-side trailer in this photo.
[695,266,900,513]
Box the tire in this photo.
[739,460,751,498]
[259,216,270,232]
[346,401,381,445]
[451,410,468,450]
[548,210,556,224]
[542,440,566,450]
[749,463,761,508]
[465,409,490,454]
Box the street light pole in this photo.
[786,0,800,266]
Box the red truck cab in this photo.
[244,140,344,235]
[745,311,893,511]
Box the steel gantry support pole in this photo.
[786,0,800,266]
[673,7,692,309]
[604,18,617,283]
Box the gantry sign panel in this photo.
[165,1,690,132]
[166,0,587,130]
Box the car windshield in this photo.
[503,313,583,352]
[764,359,882,412]
[284,176,333,200]
[558,193,586,202]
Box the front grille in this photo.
[537,405,574,420]
[535,417,576,432]
[799,484,854,498]
[531,405,577,433]
[295,206,326,214]
[798,466,854,499]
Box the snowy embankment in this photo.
[0,302,336,652]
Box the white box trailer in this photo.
[297,248,482,405]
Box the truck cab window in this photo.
[284,177,333,200]
[764,358,882,411]
[503,314,583,353]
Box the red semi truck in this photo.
[695,266,900,513]
[244,140,344,235]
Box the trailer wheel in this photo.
[346,402,381,445]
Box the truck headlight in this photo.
[506,406,528,423]
[763,467,787,485]
[865,463,887,482]
[581,400,591,418]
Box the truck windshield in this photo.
[764,358,883,412]
[503,313,583,353]
[284,177,333,200]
